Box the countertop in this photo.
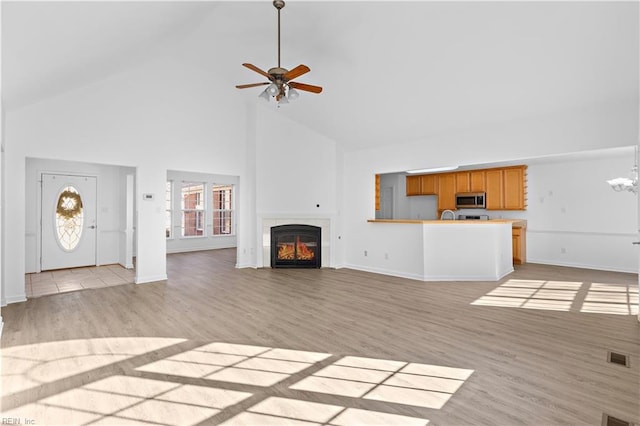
[368,218,527,227]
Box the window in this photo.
[212,184,234,235]
[55,186,84,251]
[181,182,205,237]
[165,181,172,238]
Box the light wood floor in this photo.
[1,249,639,425]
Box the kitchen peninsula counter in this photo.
[364,219,517,281]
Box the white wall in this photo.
[24,158,134,273]
[526,150,638,272]
[255,105,340,267]
[0,0,4,329]
[3,52,248,304]
[341,101,638,276]
[166,170,239,254]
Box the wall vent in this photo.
[602,413,634,426]
[608,351,630,367]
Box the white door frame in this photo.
[36,171,99,272]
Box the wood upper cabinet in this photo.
[503,167,526,210]
[437,173,457,210]
[485,166,527,210]
[406,175,421,196]
[470,170,486,192]
[455,170,485,193]
[406,174,437,196]
[455,172,470,193]
[404,165,525,210]
[485,169,503,209]
[375,174,381,211]
[419,174,438,195]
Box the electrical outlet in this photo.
[364,250,368,257]
[561,248,566,254]
[384,253,389,260]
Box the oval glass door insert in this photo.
[55,186,84,251]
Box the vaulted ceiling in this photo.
[2,1,638,151]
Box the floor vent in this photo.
[602,413,634,426]
[608,351,630,367]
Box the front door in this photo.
[41,174,97,270]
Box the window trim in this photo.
[166,180,173,240]
[180,181,206,239]
[211,184,235,236]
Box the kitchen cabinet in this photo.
[485,169,503,210]
[419,174,438,195]
[512,225,526,264]
[456,171,485,193]
[503,167,527,209]
[406,174,437,196]
[437,173,457,211]
[470,170,486,192]
[375,174,380,211]
[405,165,525,210]
[455,172,470,193]
[406,175,421,196]
[485,166,527,210]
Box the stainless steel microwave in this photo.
[455,192,486,209]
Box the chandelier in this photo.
[607,146,638,194]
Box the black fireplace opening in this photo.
[271,224,321,268]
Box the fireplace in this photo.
[271,224,321,268]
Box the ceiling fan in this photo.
[236,0,322,104]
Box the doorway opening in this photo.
[26,158,136,297]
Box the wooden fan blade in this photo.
[242,63,272,80]
[236,82,270,89]
[289,81,323,94]
[284,64,310,81]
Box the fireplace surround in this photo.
[271,224,321,268]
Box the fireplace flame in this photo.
[278,237,315,261]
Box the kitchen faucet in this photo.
[440,209,456,220]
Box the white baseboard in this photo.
[527,259,637,274]
[420,267,514,282]
[235,263,257,269]
[2,294,28,306]
[166,245,236,254]
[343,264,425,281]
[135,274,168,284]
[343,264,513,282]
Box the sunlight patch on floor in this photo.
[290,356,473,410]
[0,337,186,395]
[136,342,331,387]
[471,279,639,315]
[220,397,430,426]
[2,341,472,425]
[2,375,252,426]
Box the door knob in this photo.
[88,225,96,229]
[632,241,640,245]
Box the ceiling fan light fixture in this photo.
[266,83,279,96]
[259,88,271,101]
[288,87,299,101]
[235,0,323,102]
